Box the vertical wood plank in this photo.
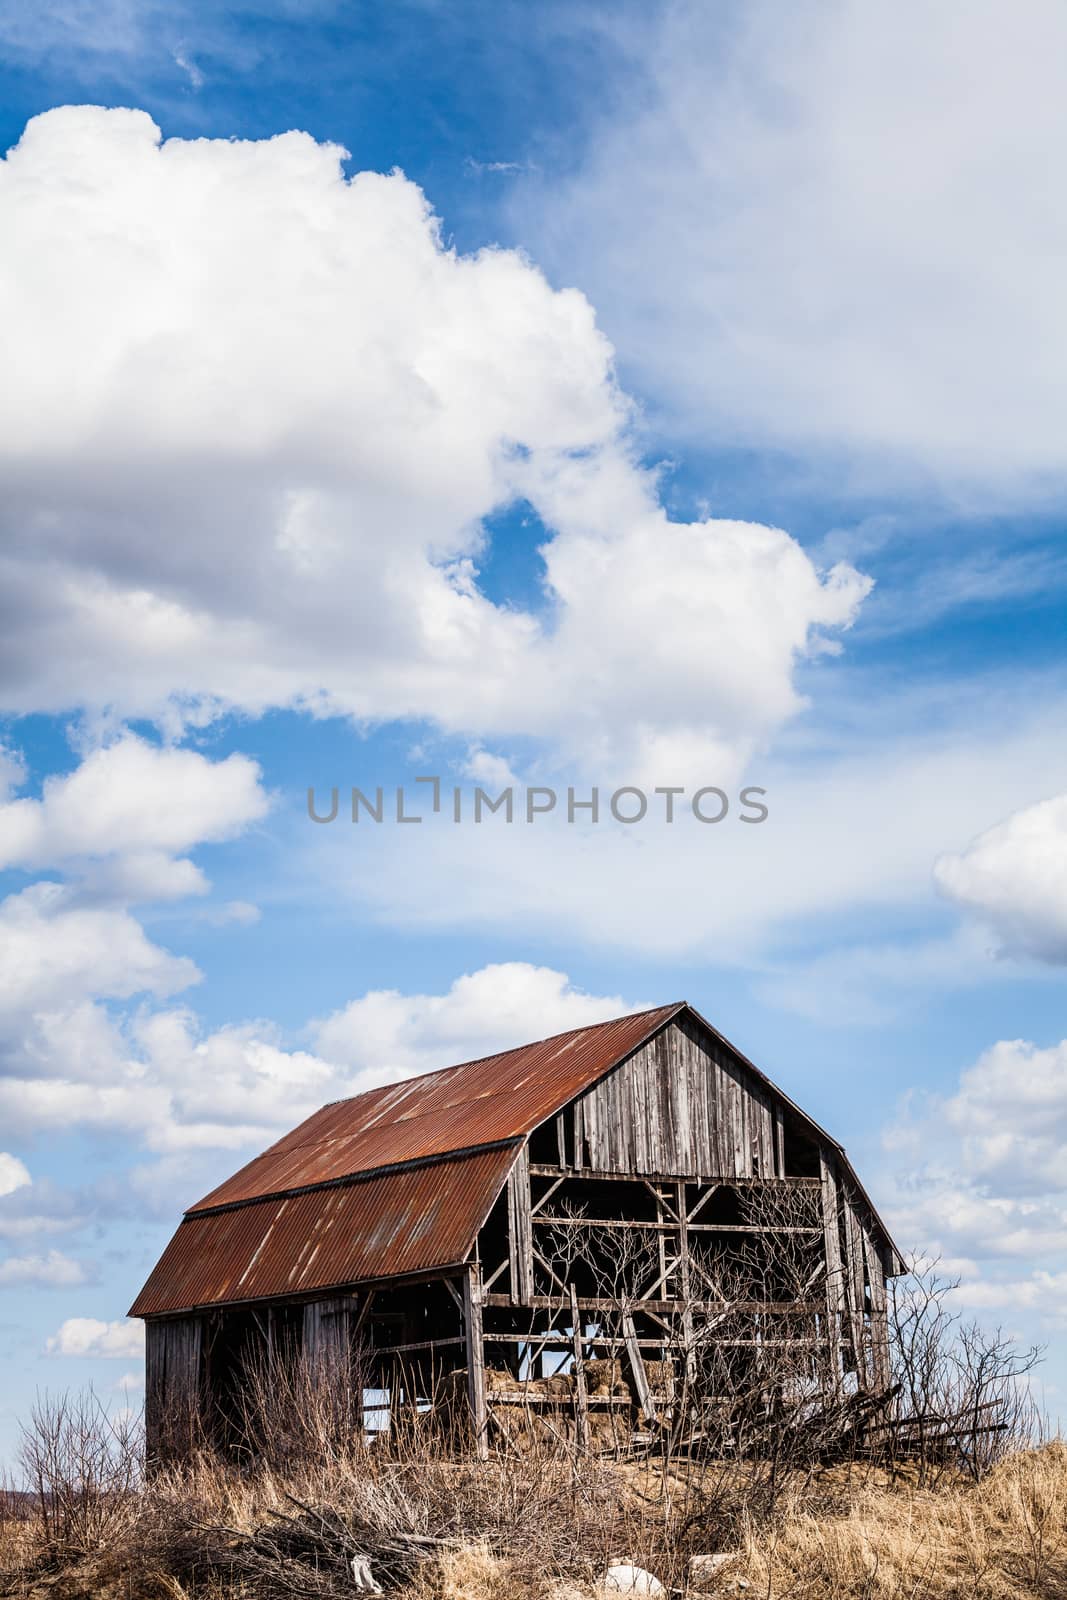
[714,1058,729,1175]
[774,1106,787,1177]
[740,1081,752,1175]
[819,1154,844,1393]
[146,1315,203,1464]
[506,1143,534,1306]
[676,1181,696,1382]
[145,1320,164,1462]
[568,1282,590,1452]
[842,1196,868,1387]
[622,1311,657,1422]
[730,1070,744,1177]
[462,1265,488,1460]
[863,1228,890,1390]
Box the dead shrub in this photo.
[15,1389,142,1562]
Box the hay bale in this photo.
[534,1372,575,1399]
[644,1360,676,1396]
[484,1367,519,1396]
[585,1360,630,1399]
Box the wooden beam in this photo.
[636,1255,681,1303]
[506,1143,534,1306]
[687,1183,722,1222]
[531,1216,821,1234]
[653,1184,670,1316]
[643,1180,679,1221]
[676,1180,696,1384]
[483,1293,825,1313]
[483,1331,830,1351]
[530,1176,565,1216]
[568,1282,589,1451]
[843,1195,868,1387]
[462,1266,488,1460]
[443,1278,464,1313]
[819,1154,845,1394]
[863,1230,891,1390]
[482,1258,509,1294]
[773,1106,787,1177]
[486,1390,630,1409]
[528,1164,820,1186]
[531,1245,569,1295]
[371,1336,464,1358]
[622,1312,657,1422]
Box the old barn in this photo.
[131,1002,902,1458]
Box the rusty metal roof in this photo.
[130,1146,516,1316]
[131,1000,901,1317]
[190,1004,683,1213]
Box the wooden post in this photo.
[843,1198,868,1388]
[622,1311,657,1423]
[462,1265,488,1459]
[819,1154,844,1394]
[863,1233,891,1390]
[676,1181,696,1384]
[568,1282,590,1452]
[773,1106,786,1177]
[506,1143,534,1305]
[654,1186,669,1313]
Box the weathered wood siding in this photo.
[506,1143,534,1305]
[572,1016,782,1178]
[145,1315,203,1460]
[303,1296,356,1364]
[819,1161,895,1392]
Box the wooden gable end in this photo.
[570,1012,786,1179]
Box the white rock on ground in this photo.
[598,1564,666,1596]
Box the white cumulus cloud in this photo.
[883,1033,1067,1329]
[0,734,269,901]
[935,793,1067,963]
[0,1152,30,1198]
[0,105,867,782]
[0,882,197,1024]
[0,959,641,1213]
[47,1317,145,1358]
[0,1249,89,1287]
[312,961,639,1086]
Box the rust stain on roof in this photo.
[130,1146,515,1316]
[190,1004,683,1212]
[131,1001,901,1317]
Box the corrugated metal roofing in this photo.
[131,1001,901,1317]
[130,1146,515,1316]
[190,1004,683,1212]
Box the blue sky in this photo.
[1,0,1067,1462]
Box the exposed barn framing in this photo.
[131,1002,903,1461]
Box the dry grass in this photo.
[2,1392,1064,1600]
[2,1445,1065,1600]
[741,1441,1067,1599]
